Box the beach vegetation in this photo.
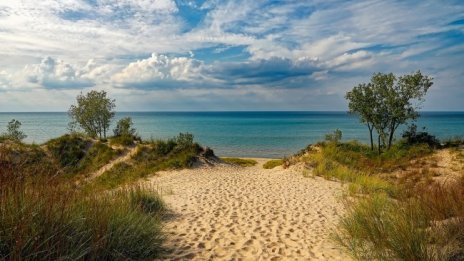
[111,117,138,146]
[292,139,463,260]
[222,157,258,167]
[91,133,207,190]
[346,71,433,152]
[263,159,284,169]
[0,173,166,260]
[324,129,342,144]
[68,90,116,139]
[1,119,27,142]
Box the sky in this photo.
[0,0,463,111]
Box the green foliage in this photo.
[263,159,284,169]
[92,134,203,190]
[0,176,165,260]
[1,119,27,142]
[402,124,440,148]
[174,132,194,149]
[346,71,433,151]
[222,157,258,167]
[46,134,120,175]
[68,90,116,139]
[114,117,136,137]
[324,129,342,144]
[110,135,135,146]
[47,134,90,168]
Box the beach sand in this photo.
[149,159,352,260]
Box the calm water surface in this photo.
[0,111,463,158]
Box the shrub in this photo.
[175,132,194,149]
[1,119,27,142]
[222,157,258,167]
[263,159,284,169]
[325,129,342,144]
[46,134,90,168]
[114,117,136,137]
[402,124,440,148]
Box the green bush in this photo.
[222,157,258,167]
[263,159,284,169]
[46,134,90,168]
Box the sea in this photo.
[0,111,463,158]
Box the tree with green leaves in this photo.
[68,90,116,139]
[114,117,136,137]
[2,119,27,142]
[346,71,433,151]
[346,83,377,150]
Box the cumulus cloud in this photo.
[112,53,208,88]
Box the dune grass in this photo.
[90,135,204,190]
[295,141,464,261]
[0,132,212,260]
[0,172,166,260]
[263,159,284,169]
[221,157,258,167]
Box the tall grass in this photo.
[303,141,464,261]
[0,174,166,260]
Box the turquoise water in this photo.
[0,112,463,158]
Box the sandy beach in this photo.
[149,159,352,260]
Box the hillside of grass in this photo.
[286,139,464,260]
[0,132,215,260]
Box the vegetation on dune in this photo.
[0,173,166,260]
[68,90,115,139]
[222,157,258,167]
[289,138,464,260]
[0,119,27,142]
[346,71,433,152]
[46,134,122,176]
[110,117,139,146]
[92,133,209,190]
[263,159,284,169]
[0,91,216,260]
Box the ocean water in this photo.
[0,111,463,158]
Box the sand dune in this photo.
[149,159,352,260]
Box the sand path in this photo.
[149,159,351,260]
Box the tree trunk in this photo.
[387,121,396,149]
[368,124,374,151]
[378,134,381,155]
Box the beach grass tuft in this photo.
[221,157,258,167]
[263,159,284,169]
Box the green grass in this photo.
[221,157,258,167]
[295,140,464,261]
[0,174,166,260]
[91,135,204,190]
[263,159,283,169]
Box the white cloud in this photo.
[112,53,208,87]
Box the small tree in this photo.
[346,83,376,150]
[325,129,342,144]
[114,117,136,137]
[68,90,116,139]
[346,71,432,151]
[2,119,27,142]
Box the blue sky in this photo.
[0,0,463,111]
